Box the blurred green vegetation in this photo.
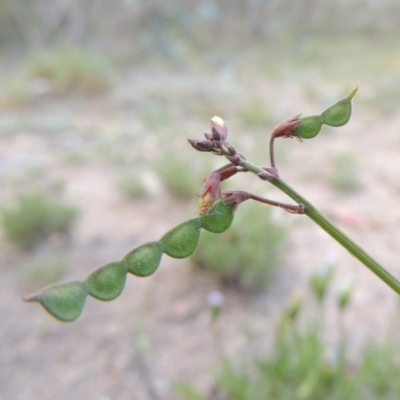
[328,153,362,194]
[18,253,68,290]
[26,46,111,95]
[2,1,400,56]
[1,191,78,251]
[191,203,288,291]
[115,172,154,200]
[177,267,400,400]
[154,150,211,201]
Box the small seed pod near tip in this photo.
[321,86,358,127]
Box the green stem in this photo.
[239,159,400,296]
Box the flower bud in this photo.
[226,155,241,166]
[292,115,323,139]
[187,138,215,152]
[220,166,238,181]
[321,87,358,127]
[124,241,164,277]
[210,116,228,141]
[160,218,202,258]
[86,261,127,301]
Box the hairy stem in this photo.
[238,157,400,296]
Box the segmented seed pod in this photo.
[124,241,164,277]
[24,281,89,322]
[160,218,202,258]
[86,261,128,301]
[200,201,235,233]
[292,115,323,139]
[321,87,358,127]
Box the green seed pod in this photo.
[321,87,358,127]
[200,201,235,233]
[23,281,89,322]
[160,218,202,258]
[86,261,128,301]
[124,241,164,277]
[292,115,323,139]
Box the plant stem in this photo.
[239,159,400,296]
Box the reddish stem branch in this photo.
[248,193,304,214]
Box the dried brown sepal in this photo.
[222,190,250,212]
[272,114,302,139]
[198,170,221,215]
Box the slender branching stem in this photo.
[191,123,400,296]
[247,193,304,214]
[236,155,400,296]
[269,133,277,170]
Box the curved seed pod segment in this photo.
[292,115,323,139]
[23,201,237,322]
[23,281,89,322]
[200,201,235,233]
[321,87,358,127]
[160,218,202,258]
[86,261,128,301]
[124,241,164,277]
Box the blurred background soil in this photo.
[1,1,400,399]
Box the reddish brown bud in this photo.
[220,166,238,181]
[204,132,213,141]
[225,142,236,155]
[188,138,215,152]
[198,170,221,215]
[210,116,228,141]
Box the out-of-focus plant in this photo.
[23,86,400,322]
[193,269,400,400]
[1,191,78,251]
[191,204,287,291]
[328,153,362,193]
[27,46,111,95]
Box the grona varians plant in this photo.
[24,87,400,322]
